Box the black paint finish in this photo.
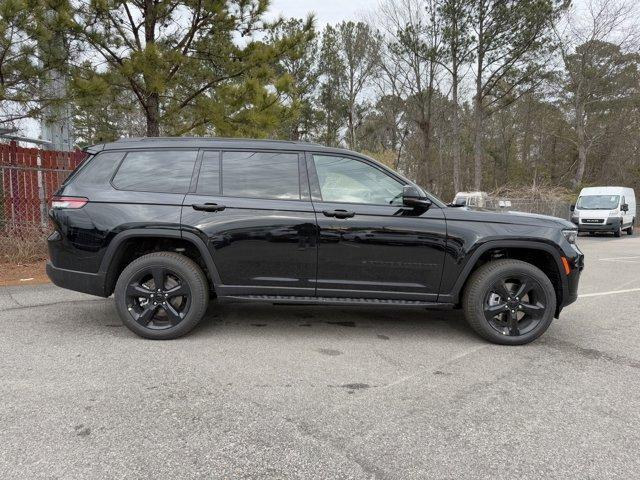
[47,137,583,315]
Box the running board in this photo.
[221,294,455,309]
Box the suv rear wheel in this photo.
[462,259,556,345]
[114,252,209,339]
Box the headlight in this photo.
[562,229,578,244]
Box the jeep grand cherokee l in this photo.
[46,137,584,344]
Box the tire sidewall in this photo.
[114,253,209,340]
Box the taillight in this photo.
[51,196,89,209]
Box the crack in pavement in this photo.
[2,297,107,313]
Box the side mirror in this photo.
[402,185,432,209]
[570,205,575,212]
[621,203,629,212]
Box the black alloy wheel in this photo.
[483,276,546,337]
[463,259,556,345]
[125,266,191,330]
[115,252,209,339]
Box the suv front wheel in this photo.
[462,259,556,345]
[114,252,209,339]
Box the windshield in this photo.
[576,195,620,210]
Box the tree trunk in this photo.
[473,1,485,191]
[146,93,160,137]
[451,69,462,193]
[418,121,431,189]
[473,95,483,190]
[347,105,355,148]
[573,103,587,189]
[144,0,159,137]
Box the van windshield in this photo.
[577,195,620,210]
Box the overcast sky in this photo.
[268,0,378,25]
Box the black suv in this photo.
[46,137,583,344]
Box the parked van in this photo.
[571,186,636,237]
[452,191,488,208]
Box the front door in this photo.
[307,153,447,301]
[182,149,318,297]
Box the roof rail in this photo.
[113,136,322,146]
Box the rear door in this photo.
[181,149,317,297]
[307,153,447,301]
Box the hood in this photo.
[573,208,612,218]
[446,207,575,229]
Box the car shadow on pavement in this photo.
[184,302,478,342]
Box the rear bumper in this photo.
[46,262,108,297]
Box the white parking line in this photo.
[579,287,640,298]
[599,255,640,261]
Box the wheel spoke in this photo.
[162,303,183,325]
[507,310,520,336]
[513,279,532,299]
[493,281,511,300]
[126,283,153,298]
[136,304,158,326]
[520,302,544,318]
[151,267,165,290]
[166,283,188,298]
[484,303,507,321]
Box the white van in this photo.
[571,186,636,237]
[452,191,488,208]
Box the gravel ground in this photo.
[1,235,640,479]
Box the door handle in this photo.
[323,209,355,219]
[192,203,226,212]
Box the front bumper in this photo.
[573,217,621,232]
[562,256,582,307]
[46,262,108,297]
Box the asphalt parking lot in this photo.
[2,234,640,479]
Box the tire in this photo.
[462,259,556,345]
[614,225,622,237]
[627,223,634,235]
[114,252,209,339]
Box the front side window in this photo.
[313,155,404,205]
[112,150,198,193]
[222,151,300,200]
[576,195,620,210]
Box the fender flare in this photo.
[441,239,567,305]
[99,228,222,294]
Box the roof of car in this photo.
[86,136,353,155]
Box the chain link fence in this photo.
[0,141,85,262]
[485,197,573,220]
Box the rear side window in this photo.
[70,151,125,187]
[112,150,197,193]
[222,151,300,200]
